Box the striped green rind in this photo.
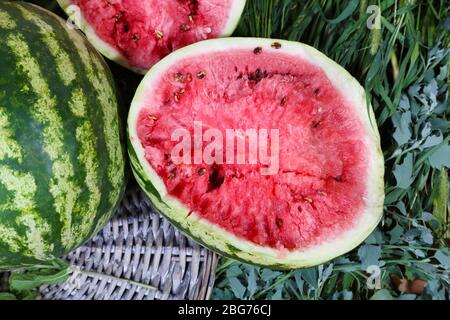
[0,2,125,270]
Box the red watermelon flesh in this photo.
[69,0,241,71]
[136,49,370,251]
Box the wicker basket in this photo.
[1,185,219,300]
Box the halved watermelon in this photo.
[128,38,385,269]
[57,0,246,73]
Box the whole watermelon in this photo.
[0,1,125,269]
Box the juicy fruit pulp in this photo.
[136,50,368,250]
[0,2,125,269]
[129,38,384,268]
[64,0,245,72]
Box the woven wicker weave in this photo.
[1,185,219,300]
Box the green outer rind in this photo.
[0,2,125,270]
[127,38,385,269]
[57,0,247,74]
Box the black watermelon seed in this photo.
[271,42,282,49]
[276,218,283,227]
[175,72,183,82]
[168,168,177,179]
[196,71,206,79]
[198,168,206,176]
[254,47,263,55]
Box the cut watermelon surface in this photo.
[128,38,385,269]
[58,0,246,73]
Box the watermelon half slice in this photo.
[128,38,385,269]
[57,0,246,73]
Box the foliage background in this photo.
[212,0,450,300]
[11,0,450,300]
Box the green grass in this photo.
[213,0,450,300]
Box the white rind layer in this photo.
[57,0,247,74]
[128,38,385,269]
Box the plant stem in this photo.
[71,266,158,291]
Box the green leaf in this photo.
[421,228,434,245]
[422,133,443,149]
[389,225,405,244]
[247,268,258,297]
[9,259,72,293]
[225,265,243,278]
[320,0,359,24]
[342,273,354,289]
[370,289,394,300]
[271,284,284,300]
[0,292,17,300]
[394,153,414,189]
[341,290,353,300]
[358,244,382,269]
[432,169,448,235]
[319,264,334,284]
[393,110,412,145]
[300,268,318,289]
[384,188,406,204]
[434,250,450,268]
[228,277,246,300]
[429,144,450,169]
[367,51,383,83]
[17,290,38,300]
[261,269,282,283]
